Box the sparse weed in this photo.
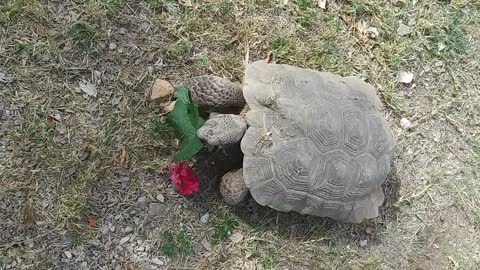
[0,0,45,22]
[423,10,467,58]
[260,246,278,270]
[160,231,176,256]
[213,211,236,241]
[160,230,192,256]
[101,0,124,16]
[95,116,120,146]
[150,116,175,144]
[176,230,192,254]
[66,23,97,49]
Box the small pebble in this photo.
[200,213,210,224]
[360,239,368,247]
[156,194,165,203]
[109,43,117,50]
[64,251,73,259]
[124,226,134,233]
[118,28,127,35]
[114,214,122,220]
[151,258,164,266]
[109,224,116,232]
[134,217,140,224]
[398,71,414,84]
[137,196,147,204]
[120,236,130,245]
[400,118,412,129]
[366,27,380,39]
[396,23,412,36]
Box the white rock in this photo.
[109,43,117,50]
[124,226,134,233]
[398,71,414,84]
[137,196,147,204]
[118,28,127,35]
[396,23,412,36]
[400,118,412,129]
[229,232,244,243]
[109,224,116,232]
[134,217,140,224]
[156,194,165,203]
[64,251,73,259]
[366,27,380,39]
[120,236,130,245]
[200,213,210,224]
[359,239,368,247]
[151,258,165,266]
[114,214,122,220]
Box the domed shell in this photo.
[240,60,395,223]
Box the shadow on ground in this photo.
[190,145,401,244]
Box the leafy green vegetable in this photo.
[173,86,190,104]
[167,87,205,161]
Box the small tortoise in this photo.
[183,60,395,223]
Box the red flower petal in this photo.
[170,162,200,195]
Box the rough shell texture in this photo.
[182,75,246,112]
[197,114,247,146]
[220,169,248,205]
[241,60,396,223]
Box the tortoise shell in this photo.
[240,60,395,223]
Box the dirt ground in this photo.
[1,0,479,269]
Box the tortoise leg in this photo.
[220,169,249,205]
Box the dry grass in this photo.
[1,0,479,269]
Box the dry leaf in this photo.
[23,201,34,225]
[339,14,348,24]
[317,0,327,9]
[87,218,97,228]
[80,144,97,161]
[78,81,97,97]
[229,232,244,243]
[119,145,128,169]
[150,79,173,102]
[201,238,212,251]
[145,51,156,62]
[179,0,192,6]
[162,100,176,113]
[265,51,273,63]
[355,19,367,35]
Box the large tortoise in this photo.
[182,60,395,223]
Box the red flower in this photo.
[170,162,200,195]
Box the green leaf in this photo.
[188,104,205,130]
[174,135,204,162]
[167,90,205,161]
[174,86,190,104]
